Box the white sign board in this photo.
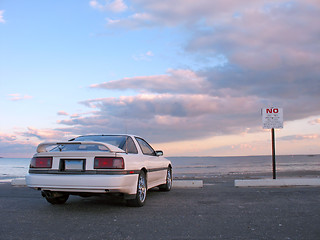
[262,107,283,129]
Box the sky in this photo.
[1,0,320,158]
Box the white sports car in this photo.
[26,134,172,207]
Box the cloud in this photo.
[0,134,17,142]
[0,141,36,158]
[102,1,320,101]
[57,111,69,116]
[8,94,33,101]
[132,50,154,61]
[90,0,128,12]
[0,10,5,23]
[279,134,320,141]
[91,69,210,94]
[0,128,77,157]
[56,91,263,142]
[0,133,36,158]
[59,64,318,143]
[107,12,159,28]
[105,1,320,30]
[20,127,67,141]
[104,0,269,28]
[309,118,320,125]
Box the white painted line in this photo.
[11,178,27,187]
[235,178,320,187]
[173,180,203,188]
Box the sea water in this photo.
[0,158,30,180]
[0,155,319,180]
[169,155,320,177]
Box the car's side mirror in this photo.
[155,150,163,156]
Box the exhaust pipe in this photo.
[41,191,64,198]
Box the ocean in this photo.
[0,155,319,180]
[170,155,320,178]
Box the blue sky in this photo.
[1,0,320,157]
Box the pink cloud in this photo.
[20,127,68,141]
[0,133,17,142]
[57,111,69,116]
[132,50,154,61]
[56,92,263,143]
[90,0,127,12]
[309,118,320,125]
[8,94,33,101]
[0,10,5,23]
[280,134,320,141]
[91,69,209,94]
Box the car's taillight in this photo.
[30,157,53,168]
[94,157,124,169]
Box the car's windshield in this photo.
[50,135,128,152]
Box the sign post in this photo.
[261,107,283,179]
[271,128,276,179]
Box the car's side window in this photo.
[125,137,138,154]
[135,138,155,156]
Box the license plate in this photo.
[64,160,84,171]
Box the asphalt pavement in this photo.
[0,176,319,240]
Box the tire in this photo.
[127,171,147,207]
[159,167,172,191]
[43,192,69,205]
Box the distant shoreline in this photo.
[0,154,319,159]
[167,154,320,159]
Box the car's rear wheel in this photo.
[159,167,172,191]
[127,171,147,207]
[42,191,69,205]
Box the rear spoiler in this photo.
[36,141,126,153]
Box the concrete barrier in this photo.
[11,178,27,186]
[173,180,203,188]
[235,178,320,187]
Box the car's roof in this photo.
[71,134,142,139]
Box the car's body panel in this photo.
[26,134,172,200]
[26,173,138,194]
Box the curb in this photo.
[235,178,320,187]
[173,180,203,188]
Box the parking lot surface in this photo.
[0,176,319,240]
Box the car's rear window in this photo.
[72,135,127,148]
[50,143,110,152]
[50,135,130,152]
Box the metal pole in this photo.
[271,128,276,179]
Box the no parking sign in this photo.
[262,107,283,129]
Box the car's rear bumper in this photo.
[26,173,139,195]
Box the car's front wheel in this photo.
[159,167,172,191]
[42,191,69,205]
[127,171,147,207]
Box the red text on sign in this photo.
[266,108,279,114]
